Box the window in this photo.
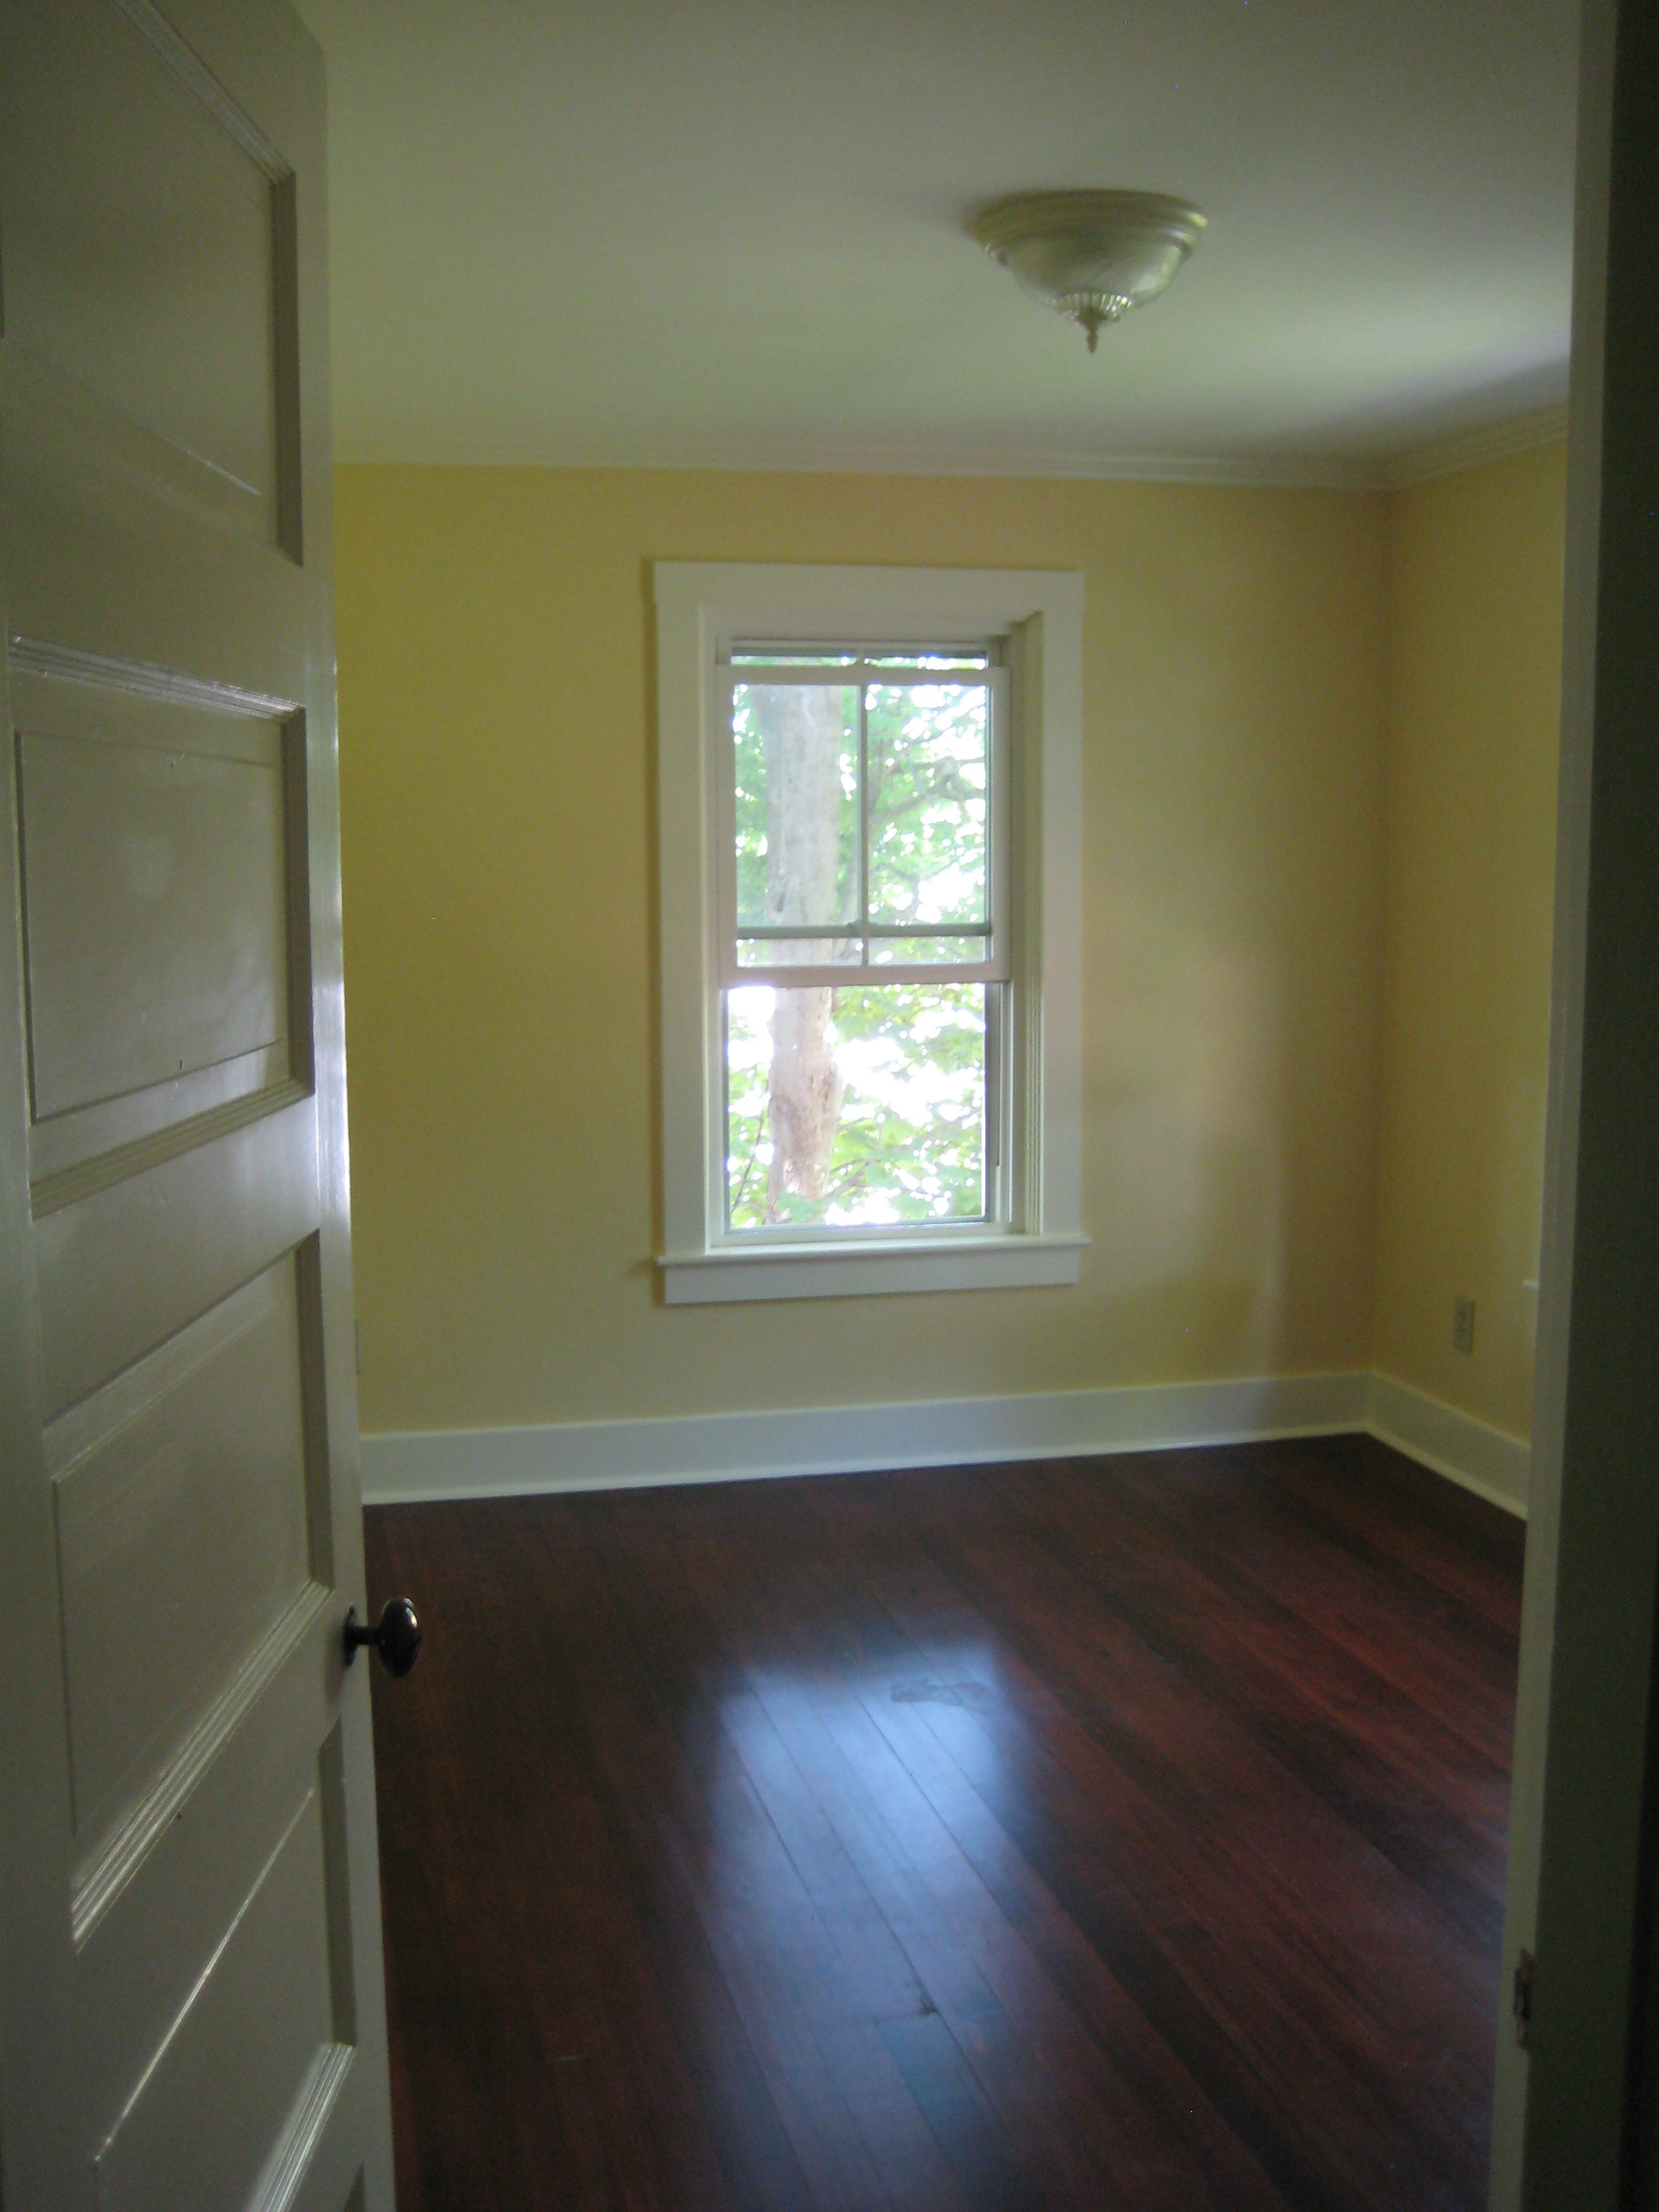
[655,564,1084,1303]
[724,643,1004,1235]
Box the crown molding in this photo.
[1382,405,1570,489]
[335,436,1383,492]
[335,407,1568,495]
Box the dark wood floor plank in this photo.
[365,1438,1519,2212]
[536,1516,903,2212]
[1250,1437,1524,1632]
[930,1461,1512,1999]
[1095,1447,1520,1750]
[1004,1460,1513,1939]
[768,1498,1373,2211]
[822,1474,1502,2177]
[589,1508,1088,2211]
[647,1501,1267,2212]
[858,1565,1495,2203]
[374,1501,810,2212]
[848,1640,1395,2212]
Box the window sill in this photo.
[659,1234,1087,1305]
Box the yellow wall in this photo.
[1372,444,1566,1444]
[335,466,1390,1433]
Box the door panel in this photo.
[0,3,396,2207]
[1,0,284,541]
[71,1627,343,2130]
[33,1100,320,1418]
[93,1786,346,2212]
[0,385,310,688]
[19,717,290,1122]
[14,665,307,1192]
[52,1256,318,1843]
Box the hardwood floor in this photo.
[364,1434,1522,2212]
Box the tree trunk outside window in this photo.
[755,683,845,1215]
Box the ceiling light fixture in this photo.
[974,190,1208,352]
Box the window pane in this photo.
[868,934,988,967]
[725,984,987,1231]
[866,683,989,928]
[733,683,858,930]
[736,934,860,969]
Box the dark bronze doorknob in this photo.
[343,1598,422,1677]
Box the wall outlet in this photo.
[1453,1296,1477,1355]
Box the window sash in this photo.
[729,648,994,670]
[719,977,1011,1241]
[716,659,1011,989]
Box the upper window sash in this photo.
[714,657,1012,991]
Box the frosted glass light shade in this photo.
[974,190,1208,351]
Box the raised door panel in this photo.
[92,1781,351,2212]
[32,1100,320,1421]
[0,0,306,697]
[68,1612,338,2121]
[0,0,283,544]
[50,1258,323,1862]
[0,375,309,706]
[16,683,295,1138]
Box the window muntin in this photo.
[717,643,1009,1239]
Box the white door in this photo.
[0,4,401,2208]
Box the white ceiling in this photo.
[293,0,1581,480]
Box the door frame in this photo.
[1491,0,1659,2201]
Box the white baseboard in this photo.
[1364,1372,1531,1517]
[361,1371,1369,1503]
[360,1367,1529,1519]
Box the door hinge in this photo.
[1513,1947,1534,2049]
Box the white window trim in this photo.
[655,562,1086,1304]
